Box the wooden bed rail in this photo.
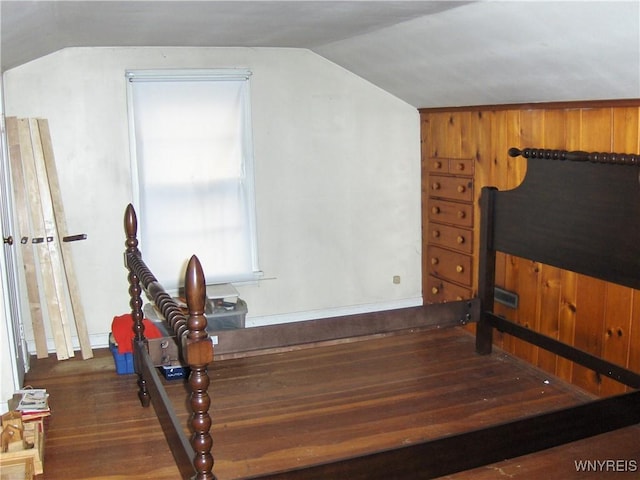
[124,204,216,480]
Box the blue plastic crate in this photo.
[109,336,134,375]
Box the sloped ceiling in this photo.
[1,0,639,108]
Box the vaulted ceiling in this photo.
[2,1,639,108]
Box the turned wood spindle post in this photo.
[124,203,150,407]
[183,255,216,480]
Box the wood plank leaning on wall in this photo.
[6,117,93,360]
[15,117,74,360]
[420,99,640,397]
[6,117,49,359]
[37,119,92,360]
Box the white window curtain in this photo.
[126,69,259,290]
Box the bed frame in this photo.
[124,204,214,480]
[123,146,640,480]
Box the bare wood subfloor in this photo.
[25,327,639,480]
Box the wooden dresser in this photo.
[424,157,475,302]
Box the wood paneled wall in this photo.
[420,100,640,396]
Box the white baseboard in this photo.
[26,297,424,355]
[26,332,110,356]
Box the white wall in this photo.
[2,47,421,351]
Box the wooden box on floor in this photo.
[0,456,34,480]
[0,420,44,476]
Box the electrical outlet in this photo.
[393,275,401,284]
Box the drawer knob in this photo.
[456,163,465,171]
[432,206,440,214]
[457,235,465,244]
[432,230,440,238]
[431,257,439,265]
[456,296,463,301]
[457,185,466,193]
[457,210,466,219]
[456,265,464,273]
[434,161,442,169]
[432,287,439,294]
[432,182,441,190]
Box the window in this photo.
[126,69,259,290]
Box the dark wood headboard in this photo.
[491,148,640,290]
[476,147,640,389]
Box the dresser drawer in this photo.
[428,199,473,228]
[427,158,448,174]
[428,223,473,254]
[427,245,472,286]
[448,158,474,176]
[429,174,473,202]
[427,158,474,176]
[425,275,473,303]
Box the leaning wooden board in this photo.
[37,118,92,359]
[16,117,72,360]
[6,117,92,360]
[5,117,48,358]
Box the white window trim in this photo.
[125,68,261,288]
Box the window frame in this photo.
[125,68,261,289]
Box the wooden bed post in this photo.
[183,255,216,480]
[123,204,216,478]
[476,187,497,355]
[124,203,150,407]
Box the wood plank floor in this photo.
[25,327,639,479]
